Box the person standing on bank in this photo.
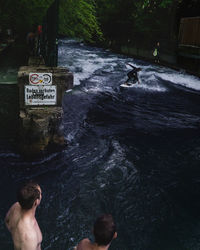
[36,25,42,56]
[75,214,117,250]
[5,181,42,250]
[153,41,160,63]
[27,31,36,56]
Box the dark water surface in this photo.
[0,39,200,250]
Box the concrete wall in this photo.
[18,63,73,157]
[120,44,200,76]
[120,45,177,65]
[18,66,73,109]
[177,45,200,74]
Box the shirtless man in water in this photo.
[75,214,117,250]
[5,181,42,250]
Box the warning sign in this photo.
[29,73,52,85]
[25,85,56,105]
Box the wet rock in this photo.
[19,107,66,157]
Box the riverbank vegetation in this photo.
[59,0,103,43]
[0,0,102,43]
[95,0,200,51]
[0,0,199,47]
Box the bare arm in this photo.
[5,204,15,231]
[5,213,11,231]
[5,202,21,232]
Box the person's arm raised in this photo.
[5,203,15,231]
[127,63,136,70]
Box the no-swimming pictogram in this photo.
[29,73,52,85]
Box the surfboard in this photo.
[120,80,138,88]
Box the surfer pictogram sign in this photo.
[29,73,52,85]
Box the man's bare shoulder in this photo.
[5,202,21,231]
[8,202,21,213]
[76,238,93,250]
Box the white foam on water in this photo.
[84,85,114,94]
[130,63,200,92]
[104,140,137,175]
[123,69,168,92]
[156,71,200,91]
[72,57,118,86]
[59,40,120,86]
[65,131,77,142]
[122,82,167,92]
[59,39,200,93]
[138,83,167,92]
[60,38,82,44]
[94,140,137,191]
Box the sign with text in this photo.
[29,73,52,85]
[25,85,57,105]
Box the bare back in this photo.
[5,202,42,250]
[76,238,109,250]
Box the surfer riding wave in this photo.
[125,64,141,85]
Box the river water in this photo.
[0,39,200,250]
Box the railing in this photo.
[40,0,59,67]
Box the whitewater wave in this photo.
[156,71,200,91]
[59,39,200,94]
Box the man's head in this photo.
[137,68,142,72]
[17,181,41,210]
[93,214,117,246]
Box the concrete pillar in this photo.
[18,61,73,157]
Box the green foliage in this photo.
[0,0,102,43]
[59,0,103,43]
[95,0,177,47]
[159,0,174,8]
[1,0,197,48]
[95,0,137,43]
[0,0,53,34]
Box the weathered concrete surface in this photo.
[120,44,200,76]
[121,45,177,65]
[19,107,66,157]
[18,62,73,157]
[28,56,45,66]
[177,45,200,75]
[18,66,73,108]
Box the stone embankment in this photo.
[18,57,73,157]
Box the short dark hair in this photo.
[93,214,116,246]
[17,181,40,210]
